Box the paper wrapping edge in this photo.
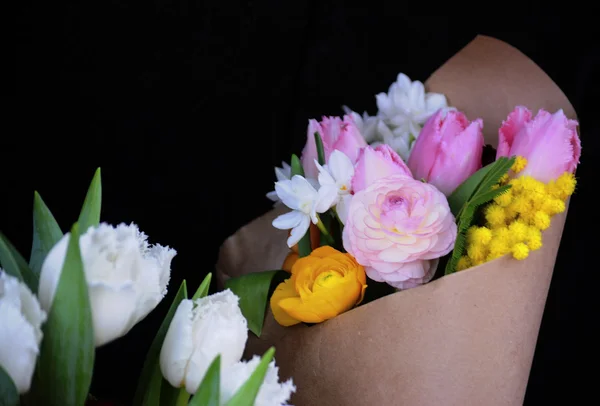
[215,35,577,405]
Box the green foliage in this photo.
[0,233,38,294]
[29,223,94,406]
[77,168,102,234]
[0,365,19,406]
[225,270,288,337]
[444,157,516,275]
[314,132,326,165]
[29,192,63,277]
[224,347,275,406]
[188,356,221,406]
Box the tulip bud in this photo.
[351,144,413,193]
[407,109,484,196]
[496,106,581,182]
[159,289,248,395]
[38,223,176,347]
[301,115,367,179]
[0,270,47,393]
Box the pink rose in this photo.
[301,115,367,179]
[407,109,484,196]
[496,106,581,182]
[351,144,413,193]
[342,174,457,290]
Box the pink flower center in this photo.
[379,192,422,233]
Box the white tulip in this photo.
[0,270,47,393]
[159,289,248,395]
[221,356,296,406]
[38,222,176,347]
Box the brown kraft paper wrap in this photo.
[215,35,576,405]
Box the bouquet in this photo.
[215,35,582,405]
[0,170,296,405]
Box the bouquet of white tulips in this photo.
[0,169,295,406]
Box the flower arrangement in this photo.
[0,171,295,406]
[216,35,583,405]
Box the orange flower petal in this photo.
[269,278,302,326]
[281,251,299,273]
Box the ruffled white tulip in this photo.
[0,270,47,393]
[160,289,248,395]
[221,356,296,406]
[38,223,176,347]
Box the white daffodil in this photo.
[314,150,354,224]
[376,73,449,138]
[39,223,176,347]
[265,161,292,205]
[159,289,248,395]
[221,356,296,406]
[0,270,47,393]
[271,175,330,247]
[342,106,380,143]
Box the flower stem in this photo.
[175,389,190,406]
[316,216,330,236]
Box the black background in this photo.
[10,5,598,405]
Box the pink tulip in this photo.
[407,109,484,196]
[496,106,581,182]
[301,115,367,179]
[351,144,413,193]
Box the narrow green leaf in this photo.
[470,184,512,207]
[78,168,102,233]
[0,366,19,406]
[159,383,190,406]
[29,223,94,406]
[132,280,188,406]
[29,191,63,277]
[141,364,163,406]
[447,163,494,215]
[188,355,220,406]
[225,271,288,337]
[290,154,311,257]
[476,156,515,197]
[314,132,326,165]
[192,273,212,301]
[225,347,275,406]
[290,154,304,177]
[0,232,38,294]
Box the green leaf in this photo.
[188,355,220,406]
[476,156,516,198]
[78,168,102,233]
[141,364,163,406]
[132,280,188,406]
[192,272,212,301]
[225,271,288,337]
[290,154,304,177]
[314,132,326,165]
[0,232,39,294]
[225,347,275,406]
[159,384,190,406]
[0,365,19,406]
[29,191,63,277]
[470,184,512,207]
[290,154,311,257]
[29,223,94,406]
[447,163,494,215]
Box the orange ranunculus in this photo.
[290,223,321,254]
[282,251,299,272]
[270,246,367,326]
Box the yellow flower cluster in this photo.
[456,156,576,271]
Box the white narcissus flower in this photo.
[160,289,248,395]
[38,223,176,347]
[314,150,354,225]
[271,175,330,247]
[376,73,449,140]
[0,270,47,393]
[266,161,292,205]
[342,106,380,144]
[221,356,296,406]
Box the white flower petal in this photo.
[0,271,46,394]
[273,180,301,211]
[315,159,335,187]
[160,299,195,389]
[266,190,279,202]
[184,290,248,394]
[272,210,304,231]
[336,194,353,225]
[315,184,339,215]
[328,150,354,186]
[288,215,310,247]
